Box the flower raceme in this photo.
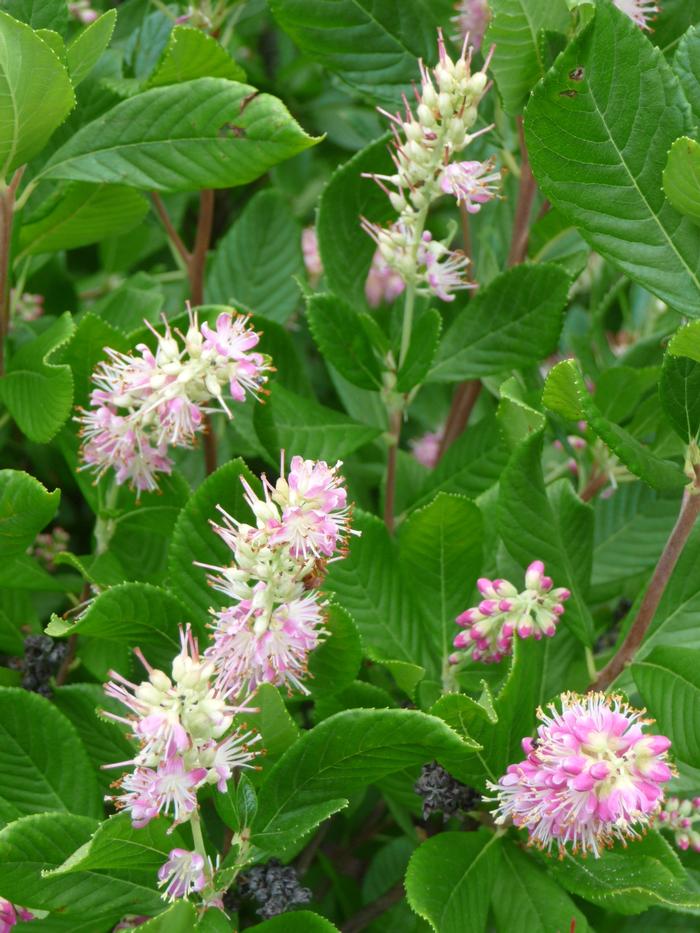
[103,625,260,830]
[200,456,355,698]
[361,30,499,302]
[658,797,700,853]
[78,308,272,493]
[489,692,673,857]
[452,560,570,664]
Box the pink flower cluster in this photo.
[452,561,570,664]
[613,0,658,30]
[78,308,271,493]
[452,0,491,51]
[489,692,673,857]
[200,455,355,698]
[158,849,211,902]
[658,796,700,853]
[0,900,32,933]
[411,428,444,468]
[361,31,499,302]
[103,626,259,831]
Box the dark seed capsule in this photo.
[414,762,481,821]
[237,858,312,920]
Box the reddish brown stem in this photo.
[189,189,214,307]
[591,473,700,691]
[438,380,482,461]
[384,411,402,534]
[150,193,190,265]
[0,168,26,376]
[340,881,405,933]
[55,634,78,687]
[507,117,537,267]
[580,471,609,503]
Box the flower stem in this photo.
[0,168,25,377]
[506,117,537,267]
[383,410,402,534]
[591,468,700,691]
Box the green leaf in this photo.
[18,182,148,256]
[497,375,546,449]
[0,469,59,557]
[430,264,570,382]
[411,414,508,510]
[525,2,700,316]
[90,272,165,338]
[268,0,453,107]
[36,26,65,60]
[137,902,198,932]
[4,0,68,32]
[1,312,76,442]
[46,582,191,681]
[493,841,590,933]
[663,136,700,225]
[53,684,136,792]
[0,687,101,827]
[0,11,74,177]
[146,25,245,87]
[206,189,302,323]
[168,457,261,620]
[308,604,363,696]
[253,708,473,851]
[405,830,501,933]
[42,77,319,192]
[0,813,165,915]
[215,772,258,833]
[255,383,381,462]
[254,683,301,764]
[400,493,482,674]
[668,319,700,363]
[248,913,340,932]
[317,133,395,310]
[396,309,441,392]
[485,0,571,113]
[253,798,349,855]
[675,24,700,125]
[307,293,383,391]
[499,431,595,644]
[632,647,700,768]
[66,10,117,88]
[660,353,700,441]
[544,360,687,490]
[546,833,700,915]
[325,511,439,678]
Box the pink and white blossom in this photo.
[452,0,491,51]
[365,249,406,307]
[438,159,500,214]
[453,560,570,664]
[0,900,33,933]
[411,429,444,468]
[158,849,209,901]
[613,0,659,30]
[302,227,324,287]
[488,692,673,857]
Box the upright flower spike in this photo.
[361,30,499,302]
[658,797,700,852]
[103,625,260,829]
[452,560,570,664]
[200,455,355,698]
[613,0,659,30]
[488,693,673,857]
[77,307,272,493]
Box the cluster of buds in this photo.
[302,226,405,307]
[200,455,356,698]
[658,797,700,853]
[361,31,499,302]
[0,899,33,932]
[452,0,491,51]
[452,561,570,664]
[10,290,44,324]
[30,525,69,571]
[489,692,673,857]
[78,308,272,493]
[614,0,658,30]
[103,625,260,831]
[410,428,444,468]
[68,0,99,23]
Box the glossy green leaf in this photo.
[215,772,258,833]
[137,902,198,932]
[42,78,319,192]
[632,646,700,768]
[18,182,148,256]
[307,293,383,390]
[0,688,101,827]
[4,0,68,31]
[1,312,76,443]
[525,2,700,315]
[268,0,453,107]
[255,383,381,462]
[486,0,571,113]
[307,604,363,696]
[668,319,700,363]
[206,189,302,323]
[544,360,687,489]
[0,11,74,178]
[430,264,570,382]
[146,25,245,87]
[405,830,501,933]
[663,136,700,225]
[674,24,700,125]
[659,353,700,440]
[66,10,117,87]
[249,913,340,932]
[0,469,59,558]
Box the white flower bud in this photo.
[468,73,488,96]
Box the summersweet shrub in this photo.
[3,0,700,930]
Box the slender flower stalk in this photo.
[489,692,673,857]
[77,307,272,493]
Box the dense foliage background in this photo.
[3,0,700,930]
